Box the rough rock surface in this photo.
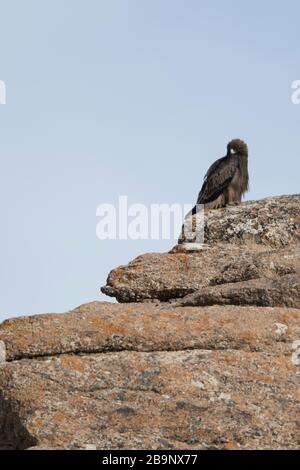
[1,194,299,450]
[0,302,300,450]
[102,195,300,305]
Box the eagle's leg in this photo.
[226,184,242,206]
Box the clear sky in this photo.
[0,0,299,320]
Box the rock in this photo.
[173,273,300,308]
[101,195,300,306]
[179,194,300,247]
[0,302,300,449]
[1,194,299,449]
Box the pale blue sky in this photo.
[0,0,299,319]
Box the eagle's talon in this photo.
[227,201,241,206]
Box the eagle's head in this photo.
[227,139,248,157]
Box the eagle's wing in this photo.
[197,155,238,204]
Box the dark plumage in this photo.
[194,139,249,210]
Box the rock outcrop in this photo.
[101,195,300,307]
[0,194,299,450]
[0,302,300,449]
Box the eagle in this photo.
[193,138,249,211]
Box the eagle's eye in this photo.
[230,148,237,154]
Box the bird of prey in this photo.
[193,138,249,211]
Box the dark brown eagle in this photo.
[194,138,249,211]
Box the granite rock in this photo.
[0,302,299,449]
[102,195,300,306]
